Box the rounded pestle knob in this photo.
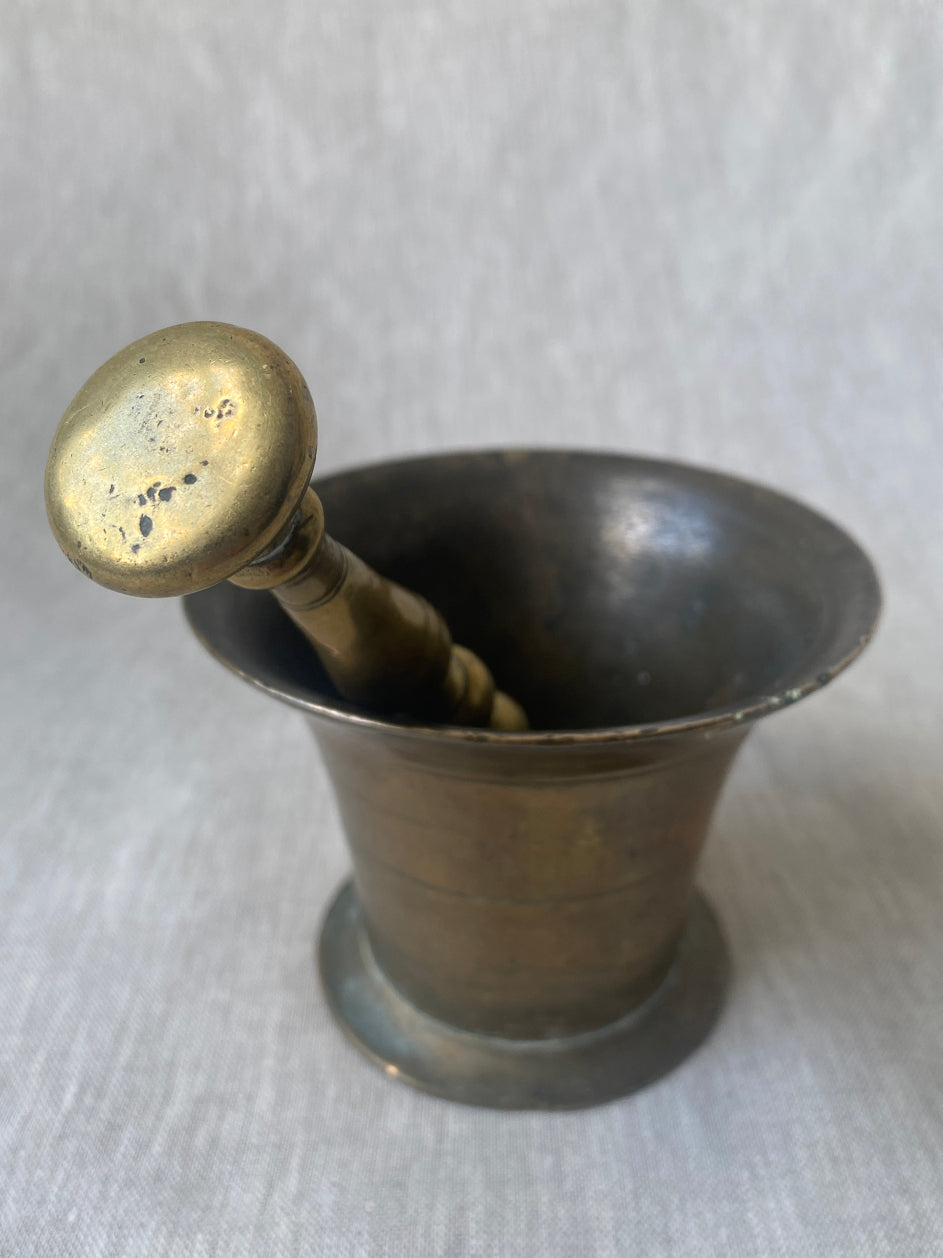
[45,322,528,731]
[45,322,317,597]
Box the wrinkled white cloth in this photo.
[2,2,941,1254]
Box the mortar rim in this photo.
[184,447,882,746]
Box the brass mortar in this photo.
[185,448,880,1109]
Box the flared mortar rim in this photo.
[184,447,882,746]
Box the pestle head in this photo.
[45,321,317,597]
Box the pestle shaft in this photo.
[232,488,528,730]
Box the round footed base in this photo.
[318,881,729,1110]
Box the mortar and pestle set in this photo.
[46,322,881,1109]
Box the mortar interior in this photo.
[185,450,880,734]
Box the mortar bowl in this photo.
[185,449,880,1108]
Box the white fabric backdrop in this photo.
[2,2,941,1254]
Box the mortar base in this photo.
[317,880,729,1110]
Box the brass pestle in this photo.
[45,322,528,731]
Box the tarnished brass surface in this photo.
[318,881,729,1109]
[313,717,746,1040]
[45,323,526,730]
[184,449,881,1107]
